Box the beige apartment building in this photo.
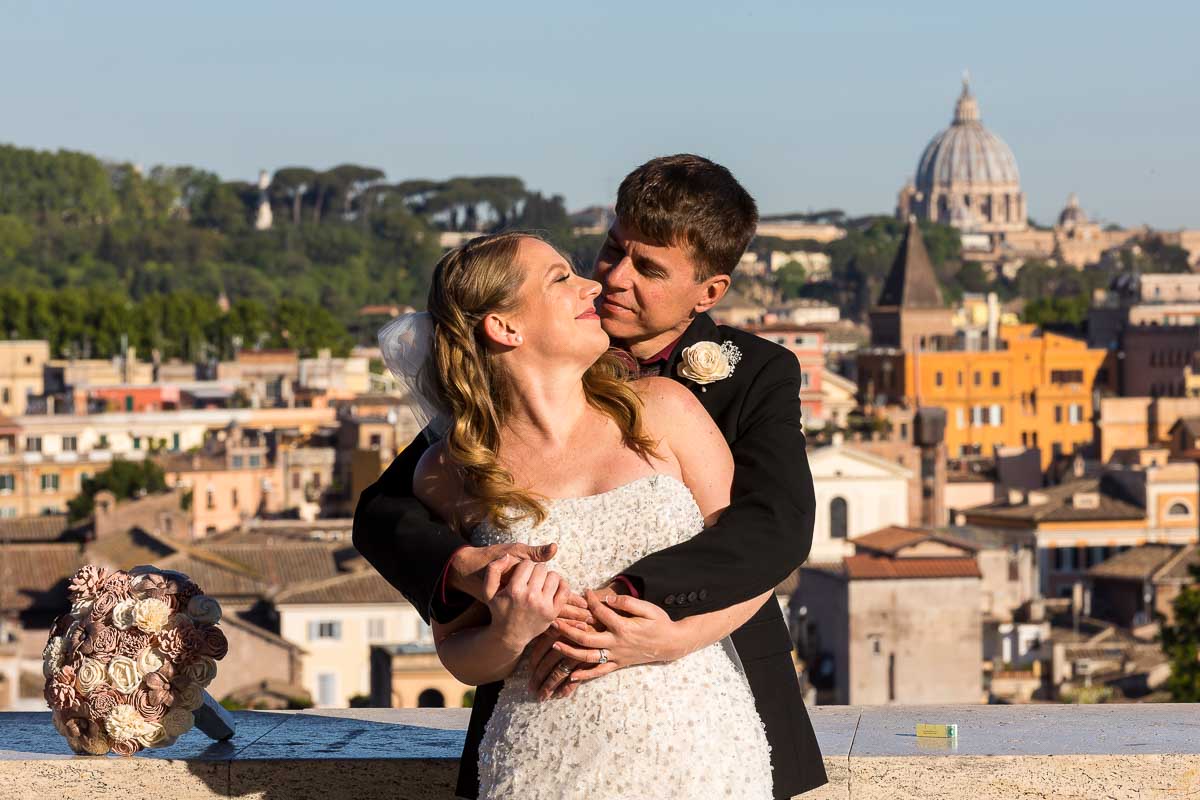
[0,341,49,417]
[797,527,984,705]
[275,571,435,708]
[0,406,337,519]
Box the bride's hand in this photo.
[550,590,684,682]
[486,560,571,649]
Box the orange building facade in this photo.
[858,323,1107,468]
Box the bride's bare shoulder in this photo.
[631,377,712,445]
[632,376,705,419]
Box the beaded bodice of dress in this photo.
[471,473,703,595]
[467,472,774,800]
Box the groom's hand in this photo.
[528,581,621,700]
[552,590,685,683]
[446,543,559,604]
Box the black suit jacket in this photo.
[353,313,827,799]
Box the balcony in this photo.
[2,704,1198,798]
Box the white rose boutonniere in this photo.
[676,340,742,390]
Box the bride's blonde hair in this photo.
[425,231,656,531]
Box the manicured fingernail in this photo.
[552,643,562,651]
[604,595,616,604]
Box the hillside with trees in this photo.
[0,144,580,359]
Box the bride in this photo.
[402,231,772,799]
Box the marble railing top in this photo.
[3,704,1200,764]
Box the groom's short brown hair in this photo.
[615,154,758,282]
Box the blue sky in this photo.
[3,1,1198,227]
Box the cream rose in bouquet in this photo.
[44,565,233,756]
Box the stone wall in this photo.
[3,705,1199,799]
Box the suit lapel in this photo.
[665,313,725,416]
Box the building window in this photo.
[418,688,445,708]
[292,472,301,490]
[1050,370,1084,384]
[0,506,15,518]
[97,434,109,449]
[0,474,13,493]
[369,433,383,449]
[231,455,244,469]
[310,621,342,641]
[800,370,811,389]
[249,454,261,468]
[991,371,1001,387]
[231,489,239,509]
[124,396,134,412]
[317,673,337,707]
[1168,502,1191,517]
[132,437,141,450]
[26,436,42,452]
[1054,405,1063,423]
[990,404,1003,426]
[935,371,943,387]
[957,371,963,386]
[1,387,8,404]
[1069,404,1083,424]
[61,436,77,452]
[206,489,215,510]
[172,433,180,451]
[830,497,848,539]
[956,407,965,429]
[973,371,981,387]
[368,618,386,641]
[41,473,59,492]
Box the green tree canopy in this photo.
[68,458,169,521]
[1161,564,1200,702]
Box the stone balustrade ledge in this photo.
[2,704,1199,799]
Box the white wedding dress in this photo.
[470,473,773,800]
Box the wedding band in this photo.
[598,649,608,665]
[555,662,574,675]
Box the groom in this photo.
[354,154,826,798]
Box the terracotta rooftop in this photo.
[851,526,981,556]
[86,526,181,571]
[156,552,268,600]
[1088,545,1181,582]
[1157,545,1200,582]
[842,555,982,581]
[274,570,408,606]
[203,543,342,589]
[0,543,83,612]
[963,478,1145,525]
[0,514,82,543]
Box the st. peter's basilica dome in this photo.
[897,78,1027,234]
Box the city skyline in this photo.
[3,2,1199,228]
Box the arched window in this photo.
[830,497,848,540]
[417,688,445,708]
[1168,502,1191,517]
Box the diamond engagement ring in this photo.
[597,648,609,665]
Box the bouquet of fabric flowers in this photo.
[42,565,232,756]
